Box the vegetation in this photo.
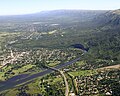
[0,9,120,96]
[68,70,97,77]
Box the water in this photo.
[71,44,89,52]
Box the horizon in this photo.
[0,0,120,16]
[0,9,112,16]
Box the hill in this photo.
[0,10,107,32]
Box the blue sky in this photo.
[0,0,120,15]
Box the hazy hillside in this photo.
[0,10,107,32]
[94,9,120,27]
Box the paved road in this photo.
[60,71,69,96]
[46,66,69,96]
[0,57,80,92]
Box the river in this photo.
[0,57,81,92]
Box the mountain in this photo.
[0,10,107,22]
[94,9,120,27]
[107,9,120,26]
[0,10,107,32]
[0,9,120,96]
[0,9,120,30]
[86,9,120,64]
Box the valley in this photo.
[0,9,120,96]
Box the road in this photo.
[0,57,80,92]
[60,71,69,96]
[98,64,120,70]
[46,66,69,96]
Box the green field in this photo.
[69,70,97,77]
[0,64,36,81]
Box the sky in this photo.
[0,0,120,15]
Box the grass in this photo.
[0,65,12,81]
[12,64,35,74]
[49,77,62,85]
[0,64,36,81]
[68,70,97,77]
[26,79,41,94]
[1,88,18,96]
[75,60,86,66]
[47,61,60,67]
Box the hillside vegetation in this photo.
[0,9,120,96]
